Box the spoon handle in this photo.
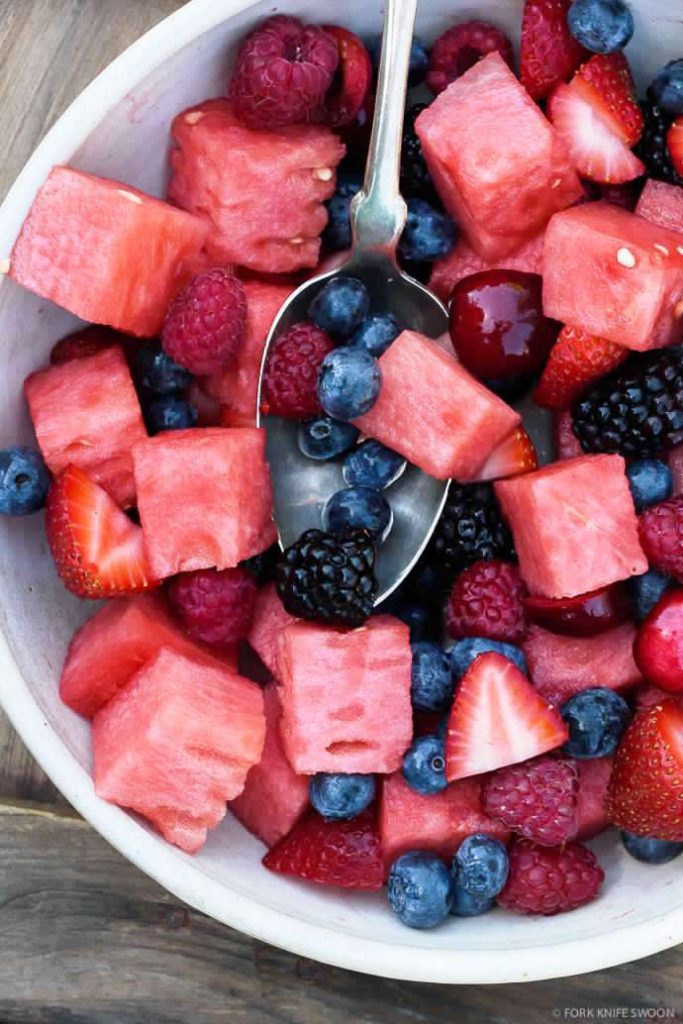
[350,0,417,257]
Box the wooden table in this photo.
[1,2,683,1020]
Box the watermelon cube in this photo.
[495,454,647,599]
[230,684,309,847]
[380,773,510,866]
[354,330,520,481]
[24,346,146,507]
[416,53,582,260]
[278,615,412,774]
[429,230,545,303]
[247,583,296,681]
[543,202,683,351]
[10,166,207,337]
[203,279,294,426]
[575,757,613,841]
[168,99,345,274]
[523,623,642,706]
[133,427,276,579]
[636,179,683,234]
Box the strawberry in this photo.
[321,25,373,128]
[445,651,569,782]
[548,83,646,185]
[475,427,538,482]
[534,324,628,410]
[46,464,156,599]
[262,808,384,888]
[667,116,683,178]
[520,0,588,102]
[607,701,683,841]
[570,54,644,148]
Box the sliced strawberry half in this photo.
[475,427,538,483]
[46,464,157,599]
[548,83,646,185]
[263,808,384,889]
[667,116,683,179]
[534,324,628,410]
[520,0,588,102]
[445,652,568,782]
[607,701,683,841]
[320,25,373,129]
[570,53,644,148]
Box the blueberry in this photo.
[648,60,683,116]
[626,459,673,512]
[449,637,528,680]
[322,485,392,541]
[343,439,406,490]
[452,833,509,899]
[144,396,198,435]
[387,851,455,928]
[309,276,370,338]
[298,416,359,461]
[621,831,683,865]
[370,36,430,86]
[0,447,50,516]
[561,687,631,759]
[348,314,401,357]
[631,568,672,622]
[567,0,634,54]
[402,734,448,795]
[383,597,440,642]
[411,641,454,712]
[450,883,494,917]
[134,340,192,395]
[317,347,382,420]
[399,199,457,263]
[309,772,376,820]
[323,167,363,253]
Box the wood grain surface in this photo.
[1,3,683,1022]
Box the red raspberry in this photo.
[228,16,339,129]
[482,756,579,847]
[497,838,604,915]
[446,560,527,643]
[261,321,334,419]
[167,567,258,648]
[162,268,247,376]
[638,496,683,582]
[50,325,123,365]
[427,21,514,96]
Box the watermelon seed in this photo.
[118,190,143,205]
[654,244,670,256]
[185,111,205,125]
[617,247,636,268]
[314,167,334,181]
[290,237,304,245]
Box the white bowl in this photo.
[2,0,683,986]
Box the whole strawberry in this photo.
[482,756,579,846]
[498,837,604,915]
[261,321,335,419]
[638,496,683,582]
[167,567,258,648]
[162,268,247,376]
[446,559,527,643]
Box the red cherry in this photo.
[523,583,633,637]
[634,589,683,694]
[448,270,560,382]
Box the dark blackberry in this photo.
[635,101,683,186]
[400,104,442,208]
[572,345,683,459]
[277,528,377,628]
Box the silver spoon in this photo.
[256,0,450,603]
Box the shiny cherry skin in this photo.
[448,270,560,381]
[634,589,683,694]
[523,583,633,638]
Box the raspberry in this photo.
[446,560,527,643]
[161,268,247,376]
[167,567,258,647]
[639,496,683,582]
[497,838,604,915]
[261,321,335,419]
[228,16,339,129]
[50,325,122,365]
[482,757,579,847]
[427,21,514,96]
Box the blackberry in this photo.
[572,345,683,459]
[400,104,442,208]
[635,101,683,186]
[277,528,377,628]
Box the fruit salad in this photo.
[4,0,683,932]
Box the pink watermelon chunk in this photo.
[246,583,296,681]
[93,646,266,853]
[230,684,309,847]
[10,166,207,337]
[543,202,683,351]
[168,99,345,274]
[25,346,146,507]
[575,757,613,841]
[133,427,276,579]
[523,623,642,706]
[203,279,294,425]
[429,231,545,303]
[416,53,582,260]
[354,330,520,481]
[278,615,412,774]
[636,179,683,234]
[60,592,236,719]
[495,454,647,599]
[380,773,510,866]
